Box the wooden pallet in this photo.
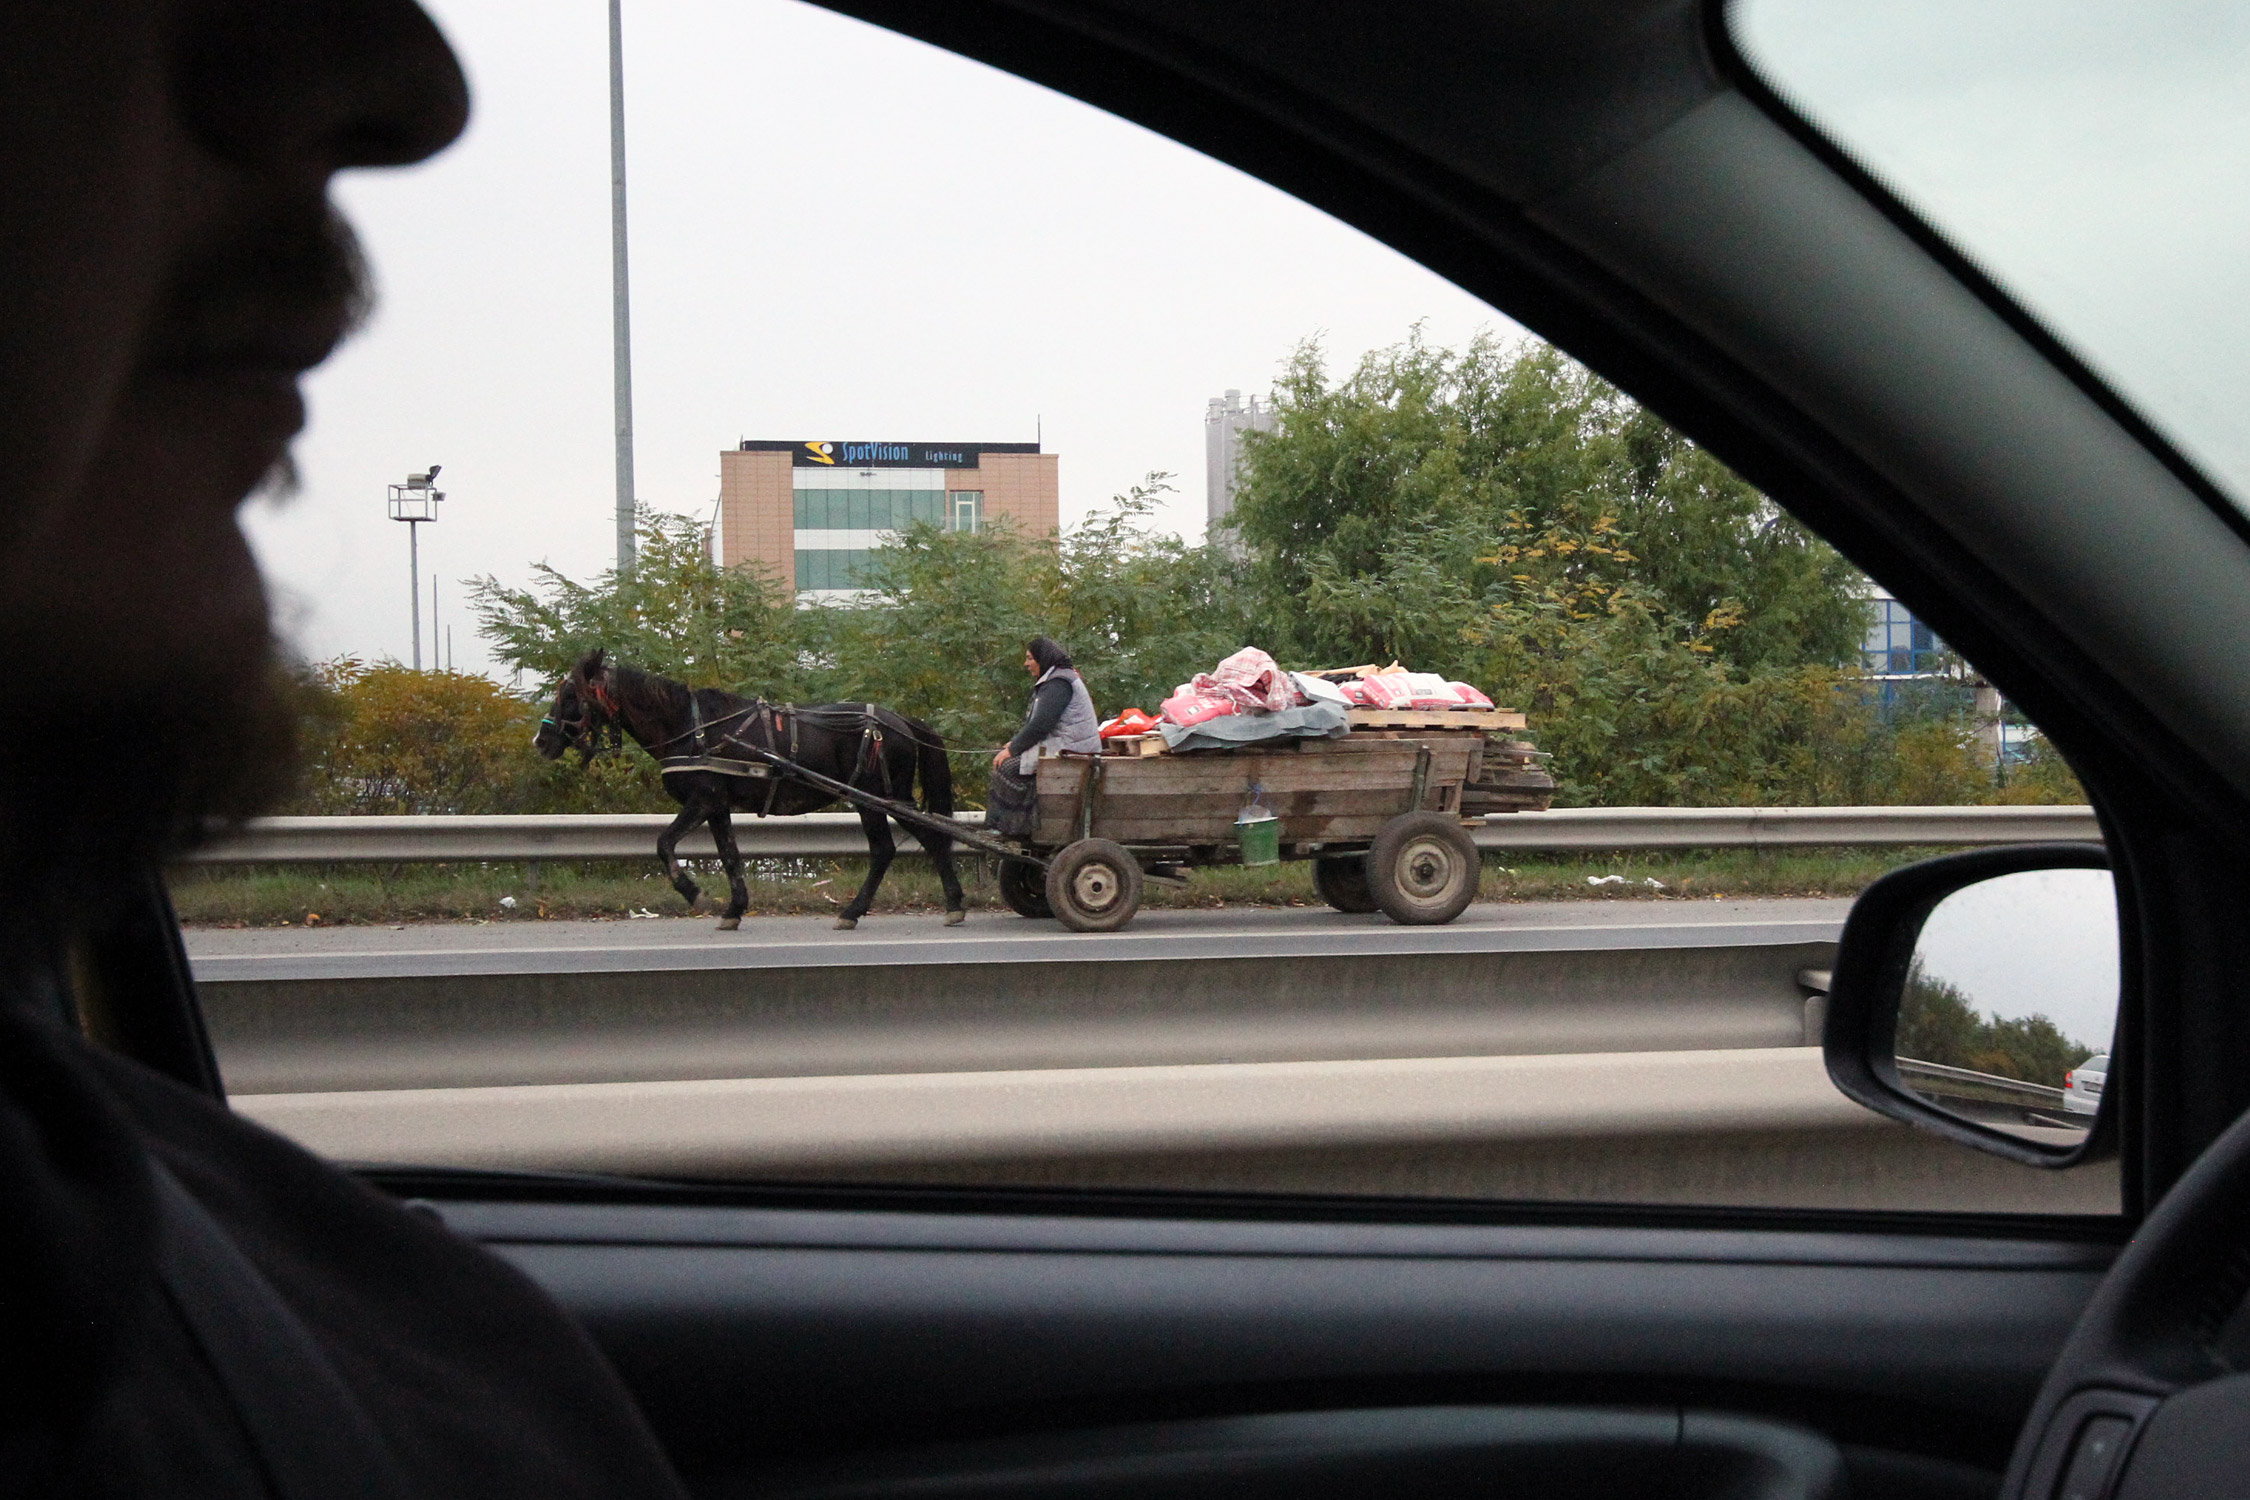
[1102,733,1170,757]
[1346,706,1527,730]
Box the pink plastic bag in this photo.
[1447,681,1494,707]
[1160,687,1238,726]
[1338,679,1376,706]
[1357,673,1416,710]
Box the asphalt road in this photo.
[184,897,1852,982]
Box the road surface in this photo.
[184,897,1853,982]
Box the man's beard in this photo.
[0,631,301,948]
[0,202,370,952]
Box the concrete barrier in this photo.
[197,923,1838,1095]
[207,909,2127,1212]
[232,1046,2118,1214]
[236,1047,1876,1174]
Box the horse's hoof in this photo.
[944,910,966,927]
[717,917,740,931]
[832,917,858,931]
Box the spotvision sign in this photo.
[736,440,1041,469]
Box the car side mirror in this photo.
[1823,844,2117,1167]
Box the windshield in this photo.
[1729,1,2250,508]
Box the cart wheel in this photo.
[1044,839,1143,933]
[997,858,1053,919]
[1312,854,1380,914]
[1368,812,1480,925]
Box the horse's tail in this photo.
[909,715,955,819]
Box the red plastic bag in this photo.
[1100,708,1159,739]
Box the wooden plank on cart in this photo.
[1031,739,1475,848]
[1347,706,1527,730]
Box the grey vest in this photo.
[1024,665,1101,770]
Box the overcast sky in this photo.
[1914,868,2119,1060]
[257,0,1515,676]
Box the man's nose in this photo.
[175,0,470,175]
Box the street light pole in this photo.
[609,0,637,571]
[388,467,444,670]
[408,520,422,670]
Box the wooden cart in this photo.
[692,703,1551,935]
[1000,734,1489,931]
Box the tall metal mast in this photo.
[388,468,444,670]
[609,0,637,569]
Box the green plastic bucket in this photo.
[1236,812,1281,866]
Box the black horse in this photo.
[534,650,966,931]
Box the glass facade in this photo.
[792,468,949,595]
[1865,596,1941,676]
[950,491,982,533]
[792,486,948,530]
[794,549,875,592]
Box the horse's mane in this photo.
[604,660,693,722]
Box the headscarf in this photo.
[1026,636,1074,673]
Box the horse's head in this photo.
[536,649,614,765]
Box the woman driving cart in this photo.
[989,635,1101,837]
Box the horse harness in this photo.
[657,696,893,815]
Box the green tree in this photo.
[1032,477,1255,718]
[1227,329,1869,678]
[1213,328,2077,808]
[1896,967,1985,1071]
[820,516,1047,751]
[1610,407,1867,673]
[1897,962,2096,1085]
[470,506,803,695]
[821,475,1249,750]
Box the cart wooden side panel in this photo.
[1030,737,1474,848]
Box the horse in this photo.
[534,650,967,931]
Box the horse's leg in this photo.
[709,808,749,931]
[927,832,963,926]
[917,823,967,927]
[835,805,893,930]
[656,794,709,911]
[897,732,966,925]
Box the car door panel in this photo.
[410,1193,2114,1494]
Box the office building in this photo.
[719,439,1057,602]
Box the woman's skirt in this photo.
[986,762,1039,837]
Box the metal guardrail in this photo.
[179,805,2101,864]
[1896,1055,2070,1109]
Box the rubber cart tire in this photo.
[997,858,1053,919]
[1367,812,1480,925]
[1044,839,1144,933]
[1312,854,1380,914]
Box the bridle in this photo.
[543,673,621,760]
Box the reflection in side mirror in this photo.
[1824,844,2117,1168]
[1894,868,2117,1149]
